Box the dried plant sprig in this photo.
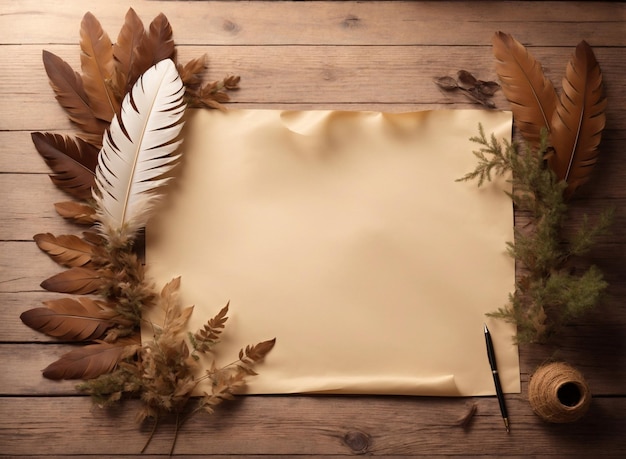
[189,302,230,355]
[459,126,611,342]
[78,278,274,454]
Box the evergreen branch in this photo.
[456,124,514,186]
[462,126,611,342]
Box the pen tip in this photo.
[483,323,488,333]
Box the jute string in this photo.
[528,362,591,423]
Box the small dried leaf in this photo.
[178,55,207,91]
[240,338,276,364]
[193,302,229,352]
[433,76,459,91]
[457,70,478,89]
[223,75,241,90]
[464,87,496,108]
[165,306,194,336]
[454,402,478,428]
[160,276,181,300]
[476,80,500,97]
[201,98,227,110]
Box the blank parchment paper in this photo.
[145,108,520,396]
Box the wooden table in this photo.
[1,1,624,457]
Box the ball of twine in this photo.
[528,362,591,423]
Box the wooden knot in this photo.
[342,15,361,29]
[320,64,336,82]
[343,430,371,454]
[222,19,240,34]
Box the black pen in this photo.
[483,323,510,432]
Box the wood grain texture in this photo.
[0,396,624,456]
[1,45,626,131]
[1,0,625,457]
[0,1,624,46]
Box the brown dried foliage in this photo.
[36,8,239,203]
[433,70,500,108]
[23,9,274,453]
[23,7,242,380]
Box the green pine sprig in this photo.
[459,125,612,343]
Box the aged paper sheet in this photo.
[145,108,520,396]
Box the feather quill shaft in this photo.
[94,59,185,239]
[548,41,606,196]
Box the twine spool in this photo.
[528,362,591,423]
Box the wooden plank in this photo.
[0,1,624,457]
[0,344,77,394]
[0,1,623,46]
[0,174,80,241]
[1,329,624,395]
[0,292,72,342]
[0,241,67,293]
[2,210,625,290]
[0,396,624,456]
[1,45,625,131]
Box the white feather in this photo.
[93,59,185,238]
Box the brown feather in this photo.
[42,337,139,380]
[20,297,113,341]
[33,233,94,268]
[548,40,606,196]
[54,201,96,225]
[31,132,98,200]
[112,8,146,98]
[40,267,103,295]
[147,13,176,64]
[80,12,120,122]
[492,31,558,145]
[127,13,176,93]
[42,50,108,147]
